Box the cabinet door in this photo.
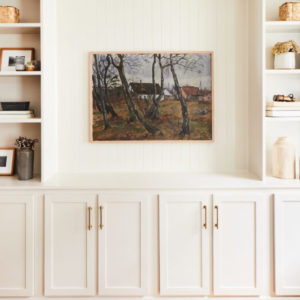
[0,193,34,297]
[213,193,263,296]
[98,193,148,296]
[275,194,300,295]
[44,193,96,296]
[159,193,210,296]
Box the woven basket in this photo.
[280,2,300,21]
[0,6,19,23]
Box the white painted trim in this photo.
[0,297,298,300]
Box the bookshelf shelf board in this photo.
[0,118,42,124]
[266,21,300,33]
[265,69,300,75]
[0,71,41,76]
[265,116,300,122]
[0,23,41,34]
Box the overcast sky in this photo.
[97,54,212,91]
[124,54,212,90]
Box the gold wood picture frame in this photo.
[0,48,35,71]
[89,51,214,142]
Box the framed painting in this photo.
[89,52,214,142]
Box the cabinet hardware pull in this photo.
[99,206,104,230]
[214,205,219,229]
[88,207,92,231]
[203,205,207,229]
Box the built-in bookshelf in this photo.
[0,0,57,182]
[263,0,300,179]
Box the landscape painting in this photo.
[90,52,213,141]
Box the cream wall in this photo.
[57,0,249,173]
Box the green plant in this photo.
[272,40,300,55]
[26,61,34,66]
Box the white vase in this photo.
[274,52,296,69]
[272,137,295,179]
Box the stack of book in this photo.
[0,110,34,119]
[266,102,300,117]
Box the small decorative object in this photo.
[0,148,15,175]
[15,136,38,181]
[0,6,20,23]
[279,2,300,21]
[15,63,25,71]
[25,61,35,71]
[273,94,295,102]
[32,60,41,71]
[1,101,30,111]
[90,52,214,141]
[273,137,296,179]
[0,48,34,71]
[272,40,300,69]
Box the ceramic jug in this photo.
[273,137,295,179]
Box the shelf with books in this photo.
[0,0,57,183]
[262,0,300,180]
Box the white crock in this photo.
[272,137,295,179]
[274,52,296,69]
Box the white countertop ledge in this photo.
[1,172,300,190]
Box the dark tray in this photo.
[1,102,30,111]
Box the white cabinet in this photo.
[159,192,264,297]
[98,193,148,296]
[213,193,263,296]
[0,193,34,297]
[159,193,210,296]
[44,193,96,296]
[274,193,300,296]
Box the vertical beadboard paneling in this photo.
[57,0,249,173]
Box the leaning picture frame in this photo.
[0,148,15,176]
[0,48,35,71]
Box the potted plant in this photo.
[15,136,38,180]
[272,40,300,69]
[25,61,35,71]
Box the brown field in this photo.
[93,98,212,141]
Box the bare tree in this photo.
[109,55,136,122]
[103,55,119,118]
[169,54,190,136]
[152,54,157,106]
[93,54,109,129]
[92,74,102,113]
[110,54,157,134]
[146,54,169,119]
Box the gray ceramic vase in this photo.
[17,148,34,180]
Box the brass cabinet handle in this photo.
[99,206,104,230]
[214,205,219,229]
[88,207,92,231]
[203,205,207,229]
